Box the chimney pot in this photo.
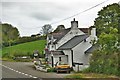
[73,18,75,21]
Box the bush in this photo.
[84,50,120,76]
[47,67,55,72]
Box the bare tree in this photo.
[41,24,52,35]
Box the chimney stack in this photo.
[91,28,96,37]
[90,27,97,41]
[71,18,78,29]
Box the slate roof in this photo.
[48,28,90,43]
[52,28,70,43]
[85,45,98,54]
[58,34,89,50]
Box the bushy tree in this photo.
[94,3,120,36]
[2,23,19,46]
[87,3,120,76]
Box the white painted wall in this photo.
[72,37,92,71]
[49,44,56,51]
[53,55,68,65]
[63,50,72,67]
[73,40,92,64]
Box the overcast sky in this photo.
[1,0,120,36]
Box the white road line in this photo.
[29,75,33,77]
[15,70,19,73]
[1,64,38,78]
[25,74,28,76]
[33,77,37,78]
[10,68,14,70]
[18,72,21,74]
[21,72,25,75]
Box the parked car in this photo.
[54,64,71,73]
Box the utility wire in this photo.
[25,0,109,29]
[50,0,109,25]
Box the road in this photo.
[1,61,70,79]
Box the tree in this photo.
[2,23,20,46]
[94,3,120,36]
[87,3,120,76]
[41,24,52,35]
[54,25,65,32]
[0,23,2,48]
[98,27,118,53]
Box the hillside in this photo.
[2,40,46,58]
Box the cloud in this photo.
[1,0,120,36]
[31,13,52,21]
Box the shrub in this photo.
[47,67,55,72]
[84,50,120,76]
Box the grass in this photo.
[1,40,46,58]
[65,73,119,78]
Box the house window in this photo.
[59,57,61,61]
[49,37,51,40]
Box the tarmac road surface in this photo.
[1,61,70,79]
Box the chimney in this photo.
[90,27,97,41]
[91,28,96,37]
[71,18,78,29]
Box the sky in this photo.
[1,0,120,36]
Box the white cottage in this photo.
[45,18,97,71]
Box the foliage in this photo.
[87,3,120,76]
[98,27,118,53]
[88,50,119,75]
[54,25,65,33]
[2,35,46,47]
[1,23,46,47]
[2,40,46,59]
[94,3,120,36]
[15,36,46,45]
[2,23,20,46]
[47,67,55,72]
[0,24,2,49]
[41,24,52,35]
[65,73,116,78]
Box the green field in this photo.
[1,40,46,58]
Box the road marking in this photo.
[29,75,33,77]
[1,64,38,78]
[21,72,25,75]
[33,77,37,78]
[25,74,28,76]
[15,70,18,72]
[18,72,21,74]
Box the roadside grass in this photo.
[65,73,119,78]
[0,49,2,57]
[1,40,46,60]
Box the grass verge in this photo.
[65,73,119,78]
